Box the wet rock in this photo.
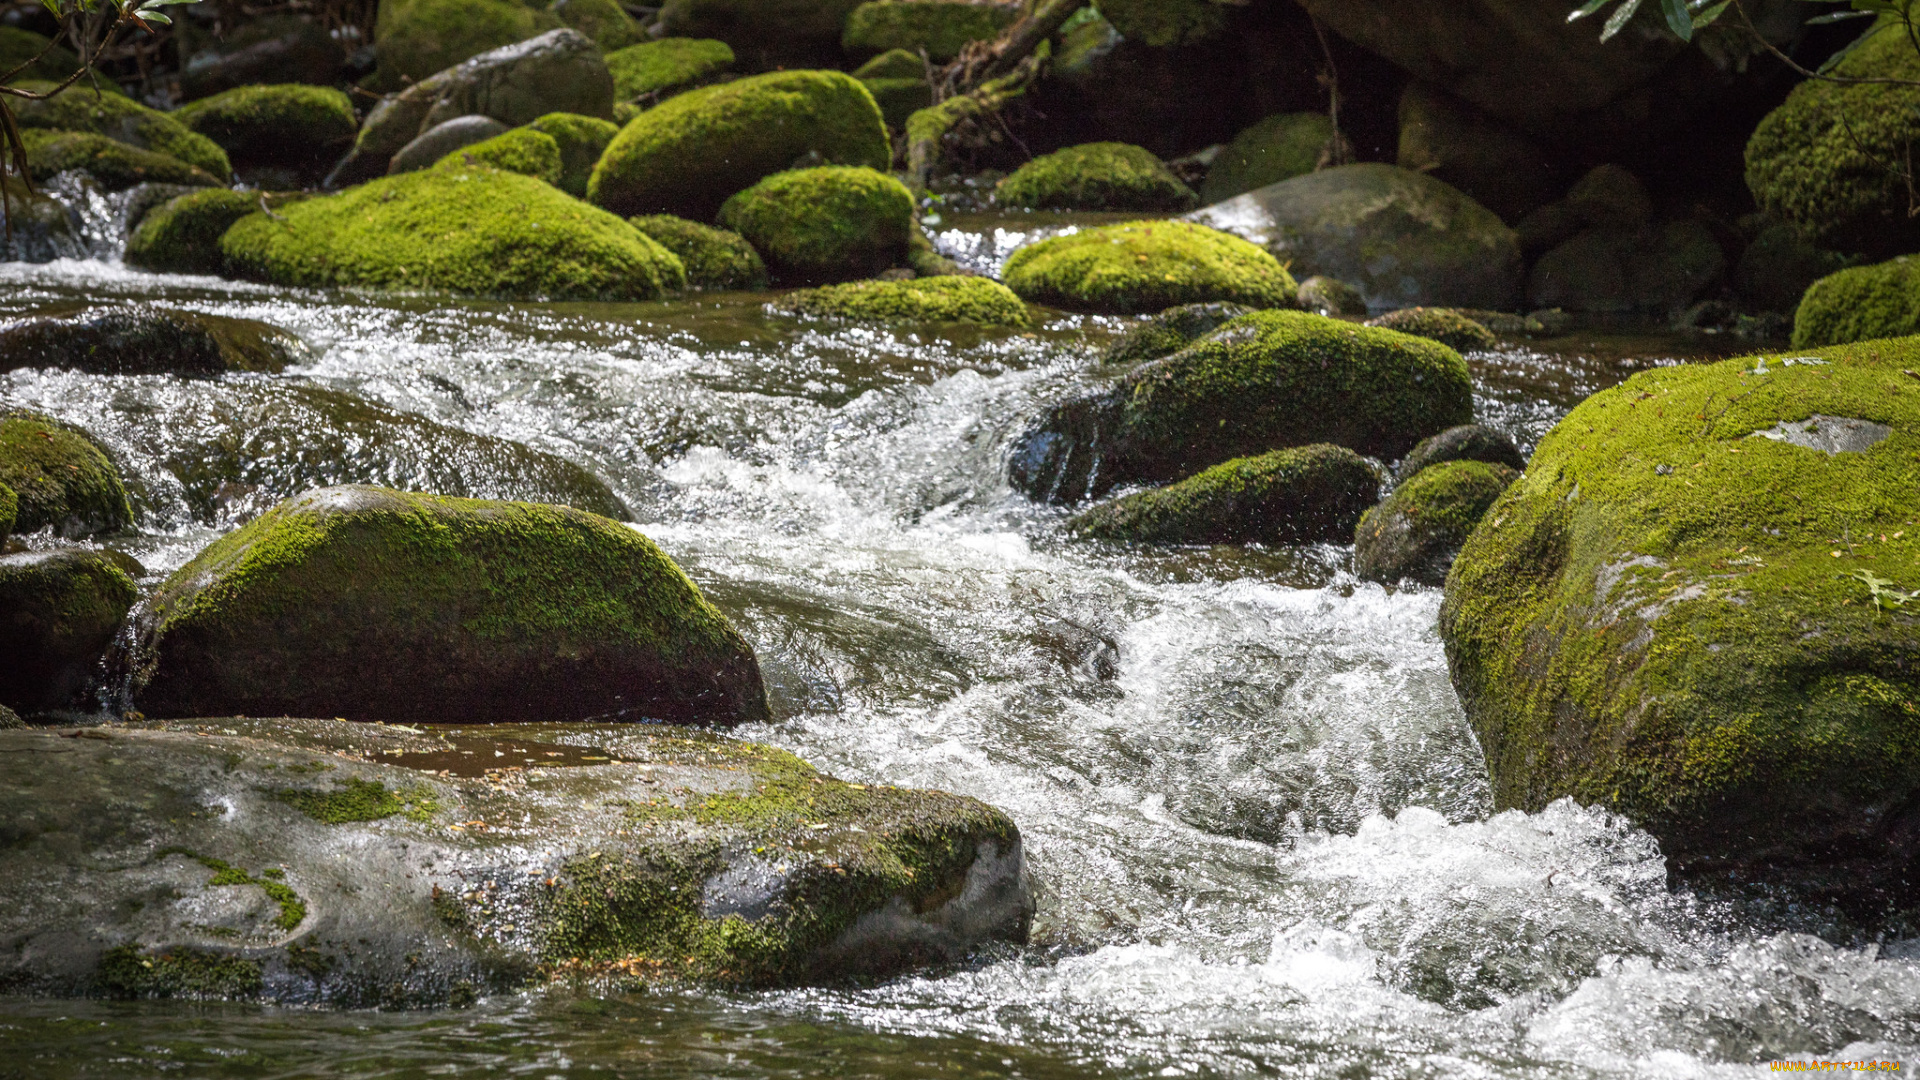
[10,80,230,181]
[1792,256,1920,348]
[842,0,1019,63]
[1736,221,1858,316]
[0,705,20,729]
[550,0,641,50]
[1397,423,1526,480]
[373,0,561,89]
[0,718,1031,1001]
[0,174,82,263]
[605,37,735,104]
[587,69,889,221]
[778,277,1030,327]
[388,115,511,175]
[995,142,1196,212]
[1198,112,1332,206]
[431,128,563,185]
[126,190,307,276]
[1002,221,1296,316]
[121,182,203,235]
[1355,459,1515,586]
[0,26,78,83]
[1009,310,1473,503]
[718,166,912,285]
[1295,276,1367,318]
[173,84,356,187]
[527,113,619,197]
[0,546,141,714]
[19,131,221,192]
[629,215,767,291]
[1396,82,1556,224]
[1100,301,1254,366]
[1070,443,1380,545]
[1189,163,1523,313]
[1527,219,1726,317]
[1567,164,1654,232]
[655,0,868,71]
[0,410,133,539]
[131,485,768,725]
[1365,308,1497,352]
[1439,338,1920,904]
[178,15,343,100]
[0,305,305,376]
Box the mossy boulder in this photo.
[1009,309,1474,502]
[1792,256,1920,349]
[550,0,641,50]
[1100,301,1253,365]
[1001,220,1295,315]
[995,142,1196,212]
[655,0,868,70]
[10,81,230,181]
[841,0,1019,62]
[373,0,559,88]
[0,305,305,375]
[1354,459,1515,586]
[131,485,767,725]
[434,127,563,184]
[19,130,220,192]
[1296,275,1367,318]
[628,215,767,290]
[1525,219,1726,316]
[1070,444,1379,545]
[527,112,620,196]
[779,276,1030,327]
[1439,337,1920,897]
[0,484,14,539]
[0,27,78,82]
[587,69,889,220]
[126,189,304,275]
[1397,422,1526,480]
[172,84,356,184]
[860,76,933,130]
[717,166,913,284]
[1366,307,1497,352]
[0,410,133,539]
[852,46,924,79]
[604,37,735,102]
[1096,0,1228,47]
[177,14,342,99]
[1736,221,1858,315]
[221,167,687,300]
[1199,113,1333,205]
[0,547,141,714]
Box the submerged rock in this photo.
[1001,221,1295,315]
[1199,112,1332,206]
[0,546,140,714]
[0,718,1031,1002]
[1792,256,1920,348]
[605,37,735,103]
[995,142,1196,212]
[1070,444,1379,545]
[1397,423,1526,480]
[842,0,1019,62]
[1354,459,1515,586]
[778,277,1030,327]
[10,80,230,181]
[173,84,356,187]
[527,113,619,197]
[0,410,133,539]
[131,486,767,725]
[0,305,306,376]
[1366,308,1498,352]
[629,215,768,291]
[1099,301,1254,365]
[718,166,913,284]
[19,130,220,192]
[125,189,307,276]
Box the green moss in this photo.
[1793,255,1920,348]
[165,850,309,930]
[588,69,889,220]
[1001,220,1296,315]
[852,47,924,79]
[127,189,304,275]
[630,214,768,290]
[10,80,230,181]
[996,142,1196,212]
[860,76,933,129]
[841,0,1019,62]
[1438,336,1920,875]
[1398,423,1526,479]
[1199,112,1334,205]
[1069,444,1379,545]
[0,27,78,81]
[281,777,439,826]
[171,84,357,170]
[0,548,140,712]
[18,129,220,192]
[779,275,1031,326]
[551,0,641,50]
[0,483,15,539]
[221,166,686,300]
[1095,0,1227,47]
[1365,307,1497,352]
[1354,459,1515,586]
[373,0,557,87]
[603,37,734,102]
[1101,302,1255,365]
[435,128,564,185]
[0,410,132,538]
[99,945,263,998]
[718,166,913,284]
[528,112,619,197]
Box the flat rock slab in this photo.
[0,719,1030,1006]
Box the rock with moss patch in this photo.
[588,70,889,220]
[1070,444,1379,545]
[132,485,765,724]
[0,483,14,539]
[1526,219,1726,316]
[1296,275,1367,317]
[1010,309,1473,502]
[0,27,78,82]
[173,84,356,187]
[434,127,563,184]
[842,0,1019,62]
[550,0,641,50]
[1001,220,1295,315]
[604,37,735,103]
[1354,459,1514,586]
[373,0,561,88]
[126,189,306,275]
[0,410,133,539]
[630,215,768,290]
[0,174,82,263]
[1100,301,1253,365]
[1397,423,1525,480]
[656,0,868,69]
[1199,113,1332,205]
[996,142,1196,212]
[0,546,141,714]
[0,305,306,376]
[527,112,619,196]
[388,115,511,175]
[10,80,230,181]
[223,167,686,300]
[1366,307,1497,352]
[1792,256,1920,348]
[18,130,220,192]
[718,166,912,284]
[1096,0,1227,46]
[779,276,1030,327]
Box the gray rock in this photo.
[0,174,83,263]
[0,546,141,714]
[121,182,202,236]
[387,115,511,175]
[1527,219,1726,316]
[1188,163,1523,312]
[0,306,309,377]
[1397,82,1557,223]
[178,15,343,100]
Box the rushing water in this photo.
[4,206,1912,1078]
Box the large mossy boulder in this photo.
[0,27,79,82]
[995,142,1196,212]
[221,167,687,300]
[0,305,305,376]
[842,0,1019,62]
[779,276,1031,327]
[527,113,619,197]
[717,166,913,284]
[1439,337,1920,897]
[1188,162,1522,312]
[1199,112,1333,206]
[126,189,304,276]
[1100,301,1254,365]
[11,81,231,181]
[433,128,563,185]
[1008,310,1474,502]
[588,70,889,220]
[173,84,356,185]
[1001,220,1296,315]
[131,485,767,725]
[0,547,140,714]
[19,130,220,192]
[1793,256,1920,349]
[1069,444,1379,545]
[1354,459,1515,586]
[629,215,767,290]
[373,0,559,88]
[0,410,132,539]
[656,0,868,70]
[604,37,735,103]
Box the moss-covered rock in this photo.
[1070,444,1379,545]
[172,84,356,183]
[0,27,79,82]
[527,112,619,196]
[860,76,933,130]
[995,142,1196,212]
[588,69,889,220]
[1096,0,1228,47]
[1099,301,1253,365]
[10,80,230,181]
[0,174,81,263]
[1001,220,1295,315]
[434,127,563,184]
[629,215,768,290]
[1199,112,1332,205]
[132,485,767,724]
[1792,256,1920,349]
[0,305,305,375]
[1354,459,1514,586]
[388,115,510,175]
[1397,423,1526,480]
[1366,307,1497,352]
[1295,275,1367,317]
[842,0,1019,62]
[655,0,868,70]
[222,167,686,300]
[1009,309,1474,502]
[1525,219,1726,316]
[717,166,913,284]
[550,0,641,50]
[604,37,735,102]
[0,410,133,539]
[1735,220,1859,315]
[126,189,304,275]
[19,130,220,192]
[373,0,559,88]
[852,46,924,80]
[779,276,1030,326]
[0,483,14,539]
[0,547,141,714]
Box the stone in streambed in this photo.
[1001,220,1295,316]
[10,80,231,181]
[372,0,561,89]
[550,0,642,50]
[527,113,619,197]
[1792,256,1920,348]
[842,0,1019,62]
[1396,423,1526,480]
[778,277,1030,327]
[0,305,307,376]
[1354,458,1515,586]
[388,115,510,175]
[0,546,141,714]
[1199,112,1332,206]
[0,174,81,263]
[433,128,564,185]
[1295,275,1367,318]
[1099,301,1254,365]
[18,130,221,192]
[0,410,132,539]
[604,37,735,103]
[629,215,767,291]
[172,84,356,186]
[1069,444,1379,545]
[126,190,308,276]
[1365,307,1497,352]
[995,142,1196,213]
[718,166,912,284]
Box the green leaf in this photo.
[1601,0,1646,41]
[1567,0,1615,22]
[134,11,169,23]
[1808,9,1875,20]
[1692,0,1732,26]
[1661,0,1694,39]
